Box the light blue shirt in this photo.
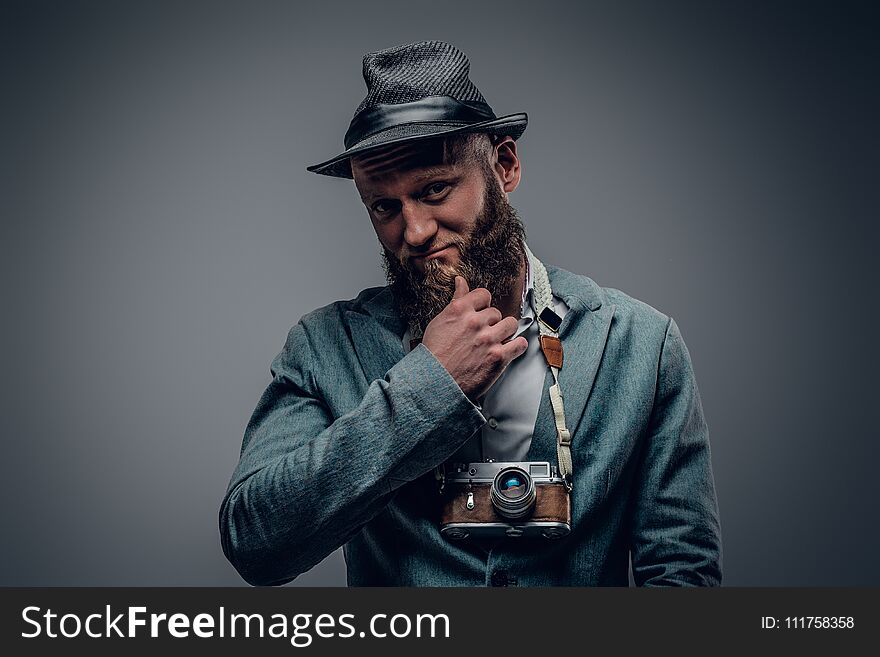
[402,252,569,462]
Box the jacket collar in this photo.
[525,265,614,464]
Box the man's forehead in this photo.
[351,139,457,182]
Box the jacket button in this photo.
[487,417,498,429]
[491,569,516,587]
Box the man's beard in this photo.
[380,165,527,338]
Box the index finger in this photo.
[463,286,492,311]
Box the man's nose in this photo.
[401,201,438,248]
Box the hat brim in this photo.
[306,113,528,179]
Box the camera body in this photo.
[439,461,571,540]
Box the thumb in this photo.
[452,275,470,299]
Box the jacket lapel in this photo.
[527,265,615,463]
[344,287,406,385]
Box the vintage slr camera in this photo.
[439,461,571,540]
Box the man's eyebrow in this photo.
[410,166,456,182]
[360,167,458,203]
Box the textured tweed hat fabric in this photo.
[307,40,528,179]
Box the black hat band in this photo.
[343,95,496,150]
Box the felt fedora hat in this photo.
[306,40,528,179]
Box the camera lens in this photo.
[490,466,536,519]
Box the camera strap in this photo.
[426,245,574,494]
[524,244,573,492]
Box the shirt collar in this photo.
[520,246,534,319]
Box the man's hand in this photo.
[421,276,528,402]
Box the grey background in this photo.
[2,0,877,586]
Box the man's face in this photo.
[351,136,525,337]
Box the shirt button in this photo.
[487,417,498,429]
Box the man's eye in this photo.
[372,201,395,214]
[424,182,449,197]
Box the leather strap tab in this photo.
[539,335,563,369]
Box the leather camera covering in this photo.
[441,482,570,525]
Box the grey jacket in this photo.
[219,264,722,586]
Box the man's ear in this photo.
[492,136,521,193]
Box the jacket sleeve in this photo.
[219,321,486,586]
[628,317,723,586]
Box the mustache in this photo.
[400,240,463,267]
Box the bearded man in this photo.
[220,40,722,587]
